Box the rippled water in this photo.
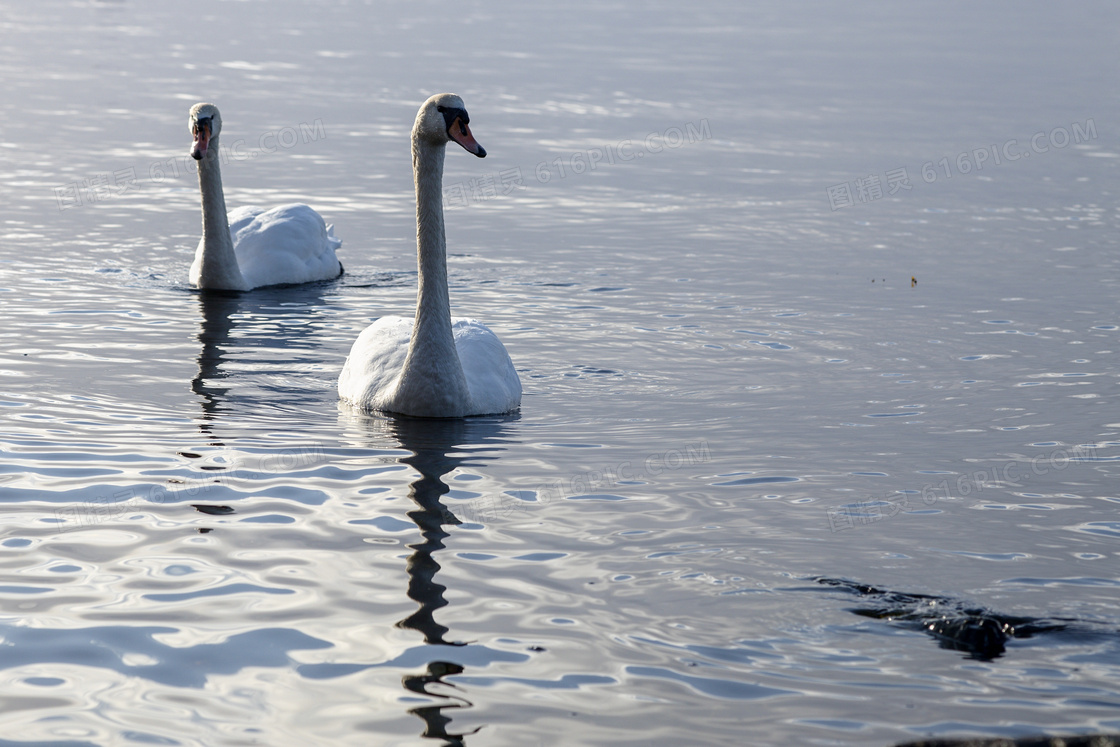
[2,1,1120,745]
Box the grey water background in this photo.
[1,1,1119,745]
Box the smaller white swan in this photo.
[188,103,342,291]
[338,94,521,418]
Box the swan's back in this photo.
[229,203,342,288]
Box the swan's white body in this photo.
[340,315,521,417]
[188,103,342,291]
[338,94,521,418]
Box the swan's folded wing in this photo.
[232,203,342,287]
[227,205,268,235]
[338,316,414,410]
[452,318,522,415]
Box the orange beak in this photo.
[448,117,486,158]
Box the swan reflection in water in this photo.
[193,288,521,743]
[192,285,337,433]
[344,409,519,746]
[189,286,340,522]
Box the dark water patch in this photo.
[143,583,295,603]
[190,504,234,515]
[626,665,796,700]
[566,493,626,501]
[298,644,529,680]
[454,672,616,689]
[812,578,1091,661]
[0,623,329,687]
[238,513,296,524]
[713,475,799,487]
[349,515,414,532]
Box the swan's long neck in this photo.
[393,137,471,415]
[413,141,454,349]
[195,134,247,290]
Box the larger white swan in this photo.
[338,94,521,418]
[188,102,342,291]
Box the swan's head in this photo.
[189,103,222,161]
[413,93,486,158]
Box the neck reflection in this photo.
[191,286,331,436]
[382,414,516,746]
[192,290,240,430]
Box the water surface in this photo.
[1,1,1119,745]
